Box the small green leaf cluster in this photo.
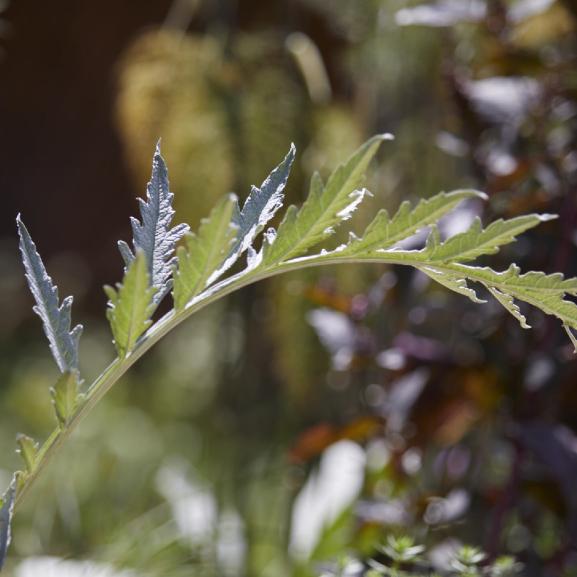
[2,134,576,569]
[322,539,520,577]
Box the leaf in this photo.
[224,144,296,272]
[450,264,577,296]
[118,143,189,304]
[50,370,82,427]
[104,250,157,357]
[397,260,577,333]
[343,189,485,254]
[16,216,82,373]
[16,435,39,474]
[564,325,577,353]
[173,194,239,310]
[486,287,530,328]
[425,214,555,262]
[420,266,486,304]
[0,480,15,570]
[264,134,391,265]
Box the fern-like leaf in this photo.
[343,189,485,254]
[16,216,82,373]
[263,134,392,264]
[104,250,157,357]
[0,481,15,570]
[173,194,239,310]
[7,134,577,573]
[118,143,189,304]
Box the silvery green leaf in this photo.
[105,250,157,357]
[235,143,295,253]
[264,134,391,265]
[16,216,82,373]
[50,370,82,427]
[118,143,189,304]
[218,144,295,276]
[0,479,15,570]
[16,434,39,474]
[173,194,239,310]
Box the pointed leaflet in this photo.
[0,480,15,570]
[118,143,189,304]
[104,250,157,357]
[16,216,82,373]
[343,189,485,254]
[564,325,577,353]
[420,266,486,304]
[235,144,296,253]
[173,194,239,310]
[51,371,82,427]
[16,434,39,474]
[264,134,392,265]
[213,144,296,279]
[486,287,530,329]
[424,214,555,262]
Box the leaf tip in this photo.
[537,213,558,222]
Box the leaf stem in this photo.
[12,248,568,509]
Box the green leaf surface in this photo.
[343,189,485,254]
[105,251,157,357]
[420,266,486,304]
[50,370,82,427]
[264,135,391,264]
[486,287,530,329]
[173,194,239,310]
[16,435,39,474]
[424,214,555,262]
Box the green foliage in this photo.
[15,435,38,474]
[342,190,485,255]
[3,135,576,570]
[323,540,520,577]
[264,134,390,264]
[50,370,82,427]
[104,250,158,358]
[173,193,239,310]
[381,536,425,565]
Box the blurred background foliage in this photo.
[1,0,577,576]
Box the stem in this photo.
[11,250,563,509]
